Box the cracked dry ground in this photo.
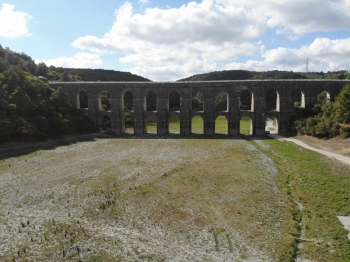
[0,138,286,261]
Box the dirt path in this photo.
[268,134,350,167]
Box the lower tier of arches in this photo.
[94,111,290,136]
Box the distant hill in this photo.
[178,70,349,81]
[47,67,151,82]
[178,70,255,81]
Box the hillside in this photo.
[178,69,349,81]
[47,67,151,82]
[0,45,152,143]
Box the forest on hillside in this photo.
[179,69,350,81]
[0,45,154,143]
[0,46,99,142]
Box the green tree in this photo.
[35,62,48,77]
[8,87,32,116]
[335,84,350,123]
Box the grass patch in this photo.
[255,139,350,261]
[146,116,157,134]
[240,116,251,135]
[191,116,204,134]
[169,115,180,134]
[215,116,228,134]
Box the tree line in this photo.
[294,84,350,138]
[0,46,99,143]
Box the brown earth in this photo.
[293,135,350,157]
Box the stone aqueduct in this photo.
[49,80,350,136]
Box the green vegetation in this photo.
[47,67,150,82]
[0,46,97,143]
[0,45,153,143]
[168,115,180,133]
[256,139,350,261]
[179,69,349,81]
[294,84,350,138]
[240,116,251,135]
[191,116,204,134]
[179,70,255,81]
[215,116,227,134]
[146,116,157,134]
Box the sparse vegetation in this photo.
[255,138,350,261]
[0,136,350,261]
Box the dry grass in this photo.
[0,138,286,261]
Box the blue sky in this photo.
[1,0,349,81]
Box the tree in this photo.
[335,84,350,123]
[35,62,48,77]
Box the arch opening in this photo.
[192,91,204,111]
[317,90,330,105]
[191,116,204,134]
[100,91,111,111]
[168,115,180,134]
[169,91,180,111]
[240,116,252,135]
[78,90,88,109]
[215,115,228,135]
[146,115,157,134]
[123,91,133,111]
[101,115,111,131]
[215,90,228,111]
[146,91,157,111]
[240,90,253,111]
[265,117,279,134]
[124,115,134,134]
[266,89,280,111]
[292,89,305,108]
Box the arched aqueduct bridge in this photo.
[49,80,350,136]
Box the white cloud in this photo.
[0,4,31,38]
[223,37,350,73]
[69,1,350,80]
[72,1,267,80]
[40,53,102,68]
[219,0,350,37]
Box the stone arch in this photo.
[124,114,134,134]
[317,90,331,105]
[169,90,180,111]
[266,89,280,111]
[240,89,254,111]
[215,115,228,134]
[265,116,279,134]
[77,90,88,109]
[292,89,305,108]
[146,115,157,134]
[100,115,111,131]
[168,115,180,134]
[99,91,111,111]
[191,115,204,134]
[240,116,253,135]
[192,90,204,111]
[123,91,133,111]
[215,90,228,111]
[146,91,157,111]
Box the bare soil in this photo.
[0,137,285,261]
[293,135,350,157]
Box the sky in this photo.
[0,0,349,81]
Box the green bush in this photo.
[340,126,350,138]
